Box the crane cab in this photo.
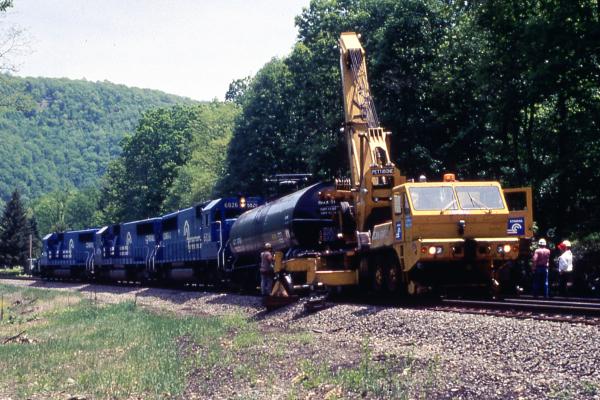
[369,178,522,294]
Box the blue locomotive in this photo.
[40,229,98,279]
[39,196,263,285]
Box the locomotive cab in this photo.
[39,229,98,279]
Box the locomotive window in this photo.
[136,223,154,235]
[162,216,178,232]
[78,233,94,243]
[456,186,504,210]
[409,187,457,211]
[224,209,239,219]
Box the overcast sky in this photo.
[3,0,310,101]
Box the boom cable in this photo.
[348,48,379,129]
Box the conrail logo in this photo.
[184,220,190,239]
[507,217,525,236]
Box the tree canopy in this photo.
[218,0,600,239]
[98,102,239,222]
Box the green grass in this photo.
[0,284,277,399]
[0,283,66,300]
[0,266,25,276]
[0,283,70,325]
[297,340,438,399]
[0,285,249,399]
[0,284,439,399]
[581,381,598,396]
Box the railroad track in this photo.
[432,297,600,326]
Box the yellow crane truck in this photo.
[262,32,534,297]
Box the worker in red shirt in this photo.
[532,238,551,298]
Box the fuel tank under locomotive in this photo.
[228,182,337,263]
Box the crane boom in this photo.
[338,32,404,232]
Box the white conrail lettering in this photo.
[186,236,202,251]
[246,201,260,208]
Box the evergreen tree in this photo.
[0,190,29,267]
[28,214,42,258]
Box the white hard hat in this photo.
[418,175,427,182]
[562,240,571,248]
[538,238,547,246]
[264,242,272,249]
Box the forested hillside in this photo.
[218,0,600,239]
[28,101,238,234]
[0,74,195,201]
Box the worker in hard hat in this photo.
[532,238,551,298]
[260,243,275,296]
[557,240,573,295]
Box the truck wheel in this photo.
[386,264,400,293]
[371,256,386,293]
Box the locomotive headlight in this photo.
[503,244,512,253]
[428,246,437,255]
[240,197,246,208]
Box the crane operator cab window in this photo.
[504,190,527,211]
[409,187,457,211]
[374,147,388,165]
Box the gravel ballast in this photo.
[2,279,599,399]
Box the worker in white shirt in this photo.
[558,240,573,295]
